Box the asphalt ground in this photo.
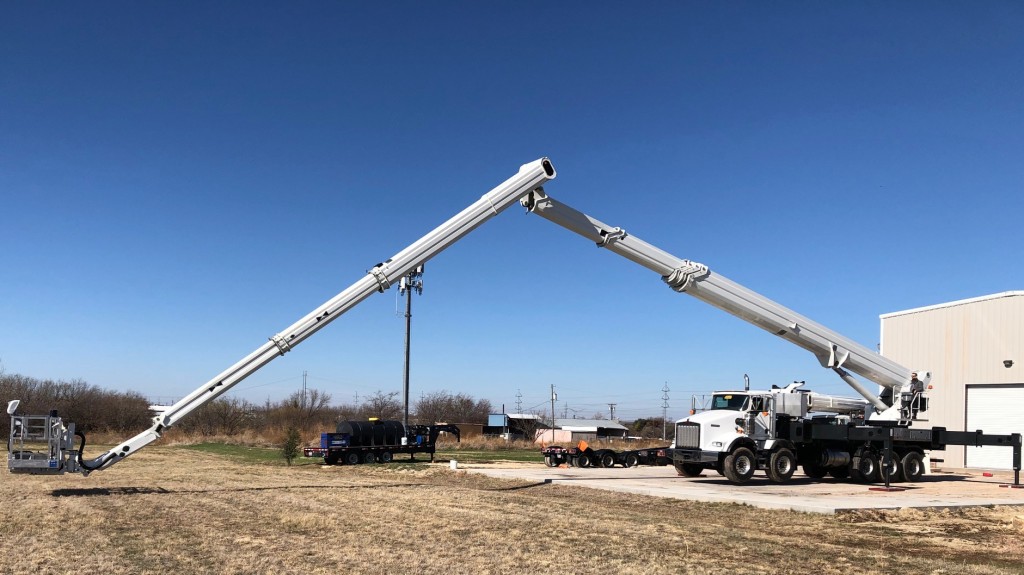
[462,463,1024,514]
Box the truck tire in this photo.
[802,461,828,479]
[880,454,902,483]
[324,451,340,465]
[364,452,378,464]
[850,452,880,483]
[723,447,756,484]
[624,453,640,468]
[766,448,796,483]
[345,452,360,465]
[599,452,616,468]
[544,455,555,467]
[900,451,925,482]
[576,454,591,468]
[675,463,703,477]
[828,466,850,480]
[380,451,393,463]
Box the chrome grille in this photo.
[675,422,700,449]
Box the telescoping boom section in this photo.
[520,189,926,424]
[7,158,555,475]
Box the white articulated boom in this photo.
[520,188,928,423]
[8,156,928,477]
[7,158,555,475]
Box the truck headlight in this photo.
[712,441,723,448]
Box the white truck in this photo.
[6,157,1022,486]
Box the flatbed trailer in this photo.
[542,442,670,468]
[303,420,460,465]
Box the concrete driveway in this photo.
[462,463,1024,514]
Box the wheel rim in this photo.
[736,456,753,475]
[910,459,920,475]
[776,457,793,475]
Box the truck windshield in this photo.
[710,394,749,411]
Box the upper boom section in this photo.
[69,158,555,474]
[522,189,919,418]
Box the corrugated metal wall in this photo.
[880,292,1023,468]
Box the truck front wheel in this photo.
[766,448,796,483]
[723,447,756,484]
[675,463,704,477]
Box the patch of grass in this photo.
[176,442,317,466]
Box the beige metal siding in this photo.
[880,292,1023,468]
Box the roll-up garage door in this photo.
[965,384,1024,469]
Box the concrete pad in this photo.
[463,464,1024,514]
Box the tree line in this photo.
[1,372,492,439]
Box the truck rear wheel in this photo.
[803,462,828,479]
[675,463,703,477]
[380,451,393,463]
[324,452,340,466]
[766,448,796,483]
[575,454,591,468]
[900,451,925,482]
[599,452,616,468]
[850,452,880,483]
[345,452,360,465]
[828,466,849,480]
[723,447,756,484]
[364,452,377,464]
[624,453,640,468]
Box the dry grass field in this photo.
[2,446,1022,575]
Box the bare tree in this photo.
[359,390,401,420]
[414,390,492,424]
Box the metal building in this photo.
[880,291,1023,470]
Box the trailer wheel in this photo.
[364,452,378,464]
[766,448,796,483]
[345,452,360,465]
[675,463,703,477]
[850,452,880,483]
[324,452,340,466]
[723,447,756,484]
[600,452,616,468]
[576,454,591,468]
[544,455,555,467]
[900,451,924,482]
[380,451,393,463]
[624,453,640,468]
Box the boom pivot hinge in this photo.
[663,261,710,292]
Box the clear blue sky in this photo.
[2,3,1022,421]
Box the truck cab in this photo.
[673,392,779,468]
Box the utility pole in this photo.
[301,370,308,411]
[607,403,616,421]
[662,382,670,441]
[550,384,557,444]
[399,265,424,428]
[515,389,523,414]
